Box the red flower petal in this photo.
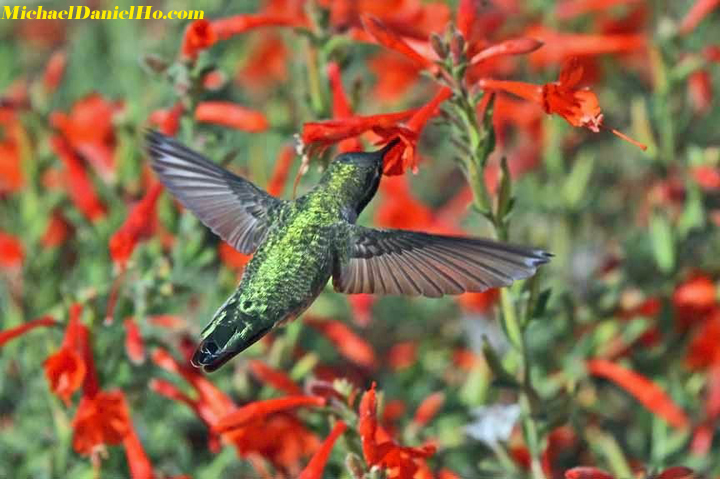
[298,421,347,479]
[72,390,131,456]
[305,317,377,369]
[181,19,217,60]
[655,467,696,479]
[214,396,326,432]
[412,392,445,427]
[124,318,146,365]
[0,316,55,347]
[587,359,689,428]
[123,425,155,479]
[679,0,720,35]
[109,183,163,268]
[149,103,184,136]
[211,14,302,41]
[327,62,363,153]
[362,15,435,71]
[564,467,615,479]
[359,382,380,464]
[41,212,72,248]
[43,50,66,93]
[267,145,296,196]
[195,101,269,132]
[0,231,24,269]
[248,359,303,396]
[470,37,544,65]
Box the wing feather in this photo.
[146,131,285,254]
[333,225,551,297]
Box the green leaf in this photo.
[562,153,595,209]
[650,213,675,273]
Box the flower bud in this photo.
[430,32,448,59]
[450,31,466,64]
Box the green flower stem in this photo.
[451,73,547,479]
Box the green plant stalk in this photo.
[452,81,547,479]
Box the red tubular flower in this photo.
[181,19,217,60]
[41,212,72,248]
[123,425,156,479]
[248,359,303,396]
[388,341,417,371]
[359,383,437,478]
[348,293,375,326]
[686,310,720,370]
[586,359,689,429]
[0,316,55,348]
[267,145,296,196]
[526,26,646,68]
[301,109,415,155]
[298,421,347,479]
[43,50,66,93]
[412,392,445,427]
[237,33,289,96]
[149,103,184,136]
[470,38,544,66]
[50,135,107,222]
[211,14,303,41]
[72,389,132,456]
[655,467,696,479]
[673,274,717,329]
[214,396,326,433]
[50,93,122,182]
[361,16,437,73]
[109,183,164,269]
[305,317,377,369]
[456,0,480,43]
[124,318,145,365]
[479,59,646,149]
[44,304,87,405]
[379,86,453,175]
[679,0,720,35]
[0,231,24,269]
[564,467,615,479]
[692,166,720,190]
[368,51,422,103]
[195,101,269,132]
[688,70,713,116]
[458,289,500,313]
[555,0,643,20]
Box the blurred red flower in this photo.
[149,103,184,136]
[305,317,377,369]
[298,421,347,479]
[0,316,55,348]
[218,242,252,271]
[0,118,26,195]
[195,101,269,132]
[181,19,217,60]
[43,50,66,94]
[587,359,689,429]
[109,183,164,269]
[44,304,88,406]
[412,392,445,427]
[479,58,646,149]
[236,33,289,96]
[51,93,123,182]
[679,0,720,35]
[72,390,132,456]
[41,212,72,248]
[267,145,296,196]
[564,467,615,479]
[248,359,303,396]
[123,318,146,365]
[359,383,436,478]
[0,231,24,269]
[50,135,107,222]
[673,274,717,329]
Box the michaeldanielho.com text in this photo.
[1,6,204,20]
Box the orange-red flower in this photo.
[327,62,363,153]
[148,103,184,136]
[123,318,145,365]
[267,145,296,196]
[43,50,66,94]
[248,359,303,396]
[215,395,327,433]
[686,310,720,370]
[479,58,646,149]
[44,304,88,406]
[359,383,436,479]
[50,135,107,221]
[0,117,26,195]
[412,392,445,428]
[122,424,156,479]
[586,359,689,429]
[469,37,544,66]
[218,241,253,271]
[0,316,55,348]
[362,15,438,73]
[109,183,164,268]
[564,467,615,479]
[673,274,717,329]
[50,93,123,182]
[72,389,132,456]
[181,19,217,60]
[41,212,72,248]
[0,231,24,269]
[298,421,347,479]
[368,51,423,103]
[236,33,289,95]
[679,0,720,35]
[305,317,377,369]
[195,101,269,132]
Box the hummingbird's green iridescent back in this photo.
[147,131,550,371]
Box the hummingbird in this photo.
[146,131,550,372]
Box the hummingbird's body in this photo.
[147,131,550,371]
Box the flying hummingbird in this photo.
[146,131,550,372]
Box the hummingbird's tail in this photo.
[191,297,273,372]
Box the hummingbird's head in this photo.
[322,139,400,217]
[191,309,272,372]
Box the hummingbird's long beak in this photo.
[376,137,402,158]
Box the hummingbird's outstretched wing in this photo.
[146,131,285,254]
[333,225,550,298]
